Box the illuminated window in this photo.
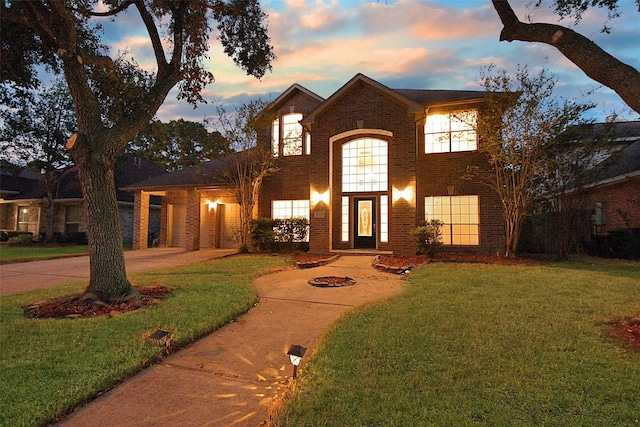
[282,113,303,156]
[425,195,479,245]
[342,138,388,193]
[272,200,310,241]
[341,196,349,242]
[17,207,29,231]
[272,118,279,157]
[272,113,305,157]
[380,195,388,243]
[425,110,477,153]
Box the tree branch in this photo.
[491,0,640,114]
[134,0,170,74]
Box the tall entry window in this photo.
[342,138,388,193]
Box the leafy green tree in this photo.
[127,119,229,171]
[491,0,640,114]
[0,78,75,242]
[472,65,595,258]
[1,0,274,302]
[216,99,278,252]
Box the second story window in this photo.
[272,113,305,157]
[425,109,477,153]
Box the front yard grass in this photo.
[0,254,288,427]
[0,245,89,263]
[277,259,640,426]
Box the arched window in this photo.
[342,138,388,192]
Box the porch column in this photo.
[133,191,150,250]
[184,189,201,251]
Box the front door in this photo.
[354,198,376,249]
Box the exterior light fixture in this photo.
[287,344,307,379]
[392,185,414,203]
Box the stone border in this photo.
[295,254,341,269]
[372,255,416,275]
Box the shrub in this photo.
[250,217,309,253]
[0,230,32,242]
[412,220,444,258]
[250,218,277,252]
[6,232,35,246]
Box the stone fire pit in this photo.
[308,276,356,287]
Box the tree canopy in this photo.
[127,119,229,171]
[491,0,640,115]
[0,0,275,302]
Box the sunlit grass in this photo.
[0,245,89,263]
[277,260,640,426]
[0,254,289,427]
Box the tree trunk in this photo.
[76,151,133,301]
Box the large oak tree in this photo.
[1,0,274,302]
[491,0,640,114]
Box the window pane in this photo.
[380,195,388,243]
[425,196,478,246]
[341,196,349,242]
[425,110,477,153]
[272,118,279,157]
[282,113,303,156]
[342,138,388,193]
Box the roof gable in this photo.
[268,83,324,112]
[302,73,424,126]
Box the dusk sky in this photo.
[103,0,640,124]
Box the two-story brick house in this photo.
[127,73,504,256]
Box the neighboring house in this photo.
[126,74,505,256]
[578,121,640,236]
[0,155,166,245]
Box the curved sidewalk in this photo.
[56,256,406,427]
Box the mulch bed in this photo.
[24,285,172,319]
[610,317,640,352]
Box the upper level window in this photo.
[425,110,477,153]
[272,113,305,157]
[342,138,388,193]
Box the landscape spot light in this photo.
[287,344,307,379]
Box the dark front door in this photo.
[354,198,376,249]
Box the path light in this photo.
[287,344,307,379]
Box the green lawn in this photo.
[0,254,289,427]
[277,259,640,426]
[0,245,89,263]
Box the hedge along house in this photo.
[127,74,504,256]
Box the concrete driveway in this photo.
[0,248,237,296]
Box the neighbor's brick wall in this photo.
[583,177,640,232]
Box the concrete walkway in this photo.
[0,248,237,296]
[56,256,405,427]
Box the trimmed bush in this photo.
[250,217,309,253]
[411,220,444,257]
[0,230,33,242]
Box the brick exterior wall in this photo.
[258,79,506,256]
[583,177,640,233]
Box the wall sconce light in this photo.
[392,185,414,203]
[287,344,307,379]
[205,200,220,211]
[310,189,330,207]
[447,185,455,196]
